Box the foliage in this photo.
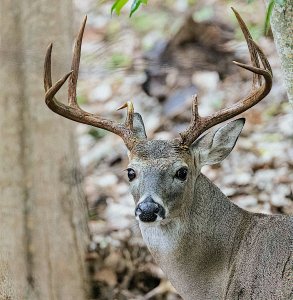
[264,0,275,34]
[110,0,287,37]
[111,0,148,17]
[110,0,288,33]
[264,0,286,34]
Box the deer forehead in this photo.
[129,140,192,162]
[129,159,188,174]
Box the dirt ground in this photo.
[72,0,293,298]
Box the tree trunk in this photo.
[269,1,293,104]
[0,0,89,299]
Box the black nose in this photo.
[135,198,165,222]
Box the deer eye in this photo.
[127,168,136,181]
[175,167,188,181]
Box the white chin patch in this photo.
[136,215,164,222]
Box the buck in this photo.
[44,9,293,300]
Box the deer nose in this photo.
[135,198,165,222]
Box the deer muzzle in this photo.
[135,197,165,223]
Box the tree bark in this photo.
[0,0,89,299]
[269,1,293,104]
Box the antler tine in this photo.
[44,17,137,150]
[179,8,273,147]
[44,43,73,107]
[231,7,260,88]
[44,43,53,91]
[117,101,134,131]
[68,16,87,107]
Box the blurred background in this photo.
[0,0,292,299]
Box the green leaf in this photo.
[130,0,148,17]
[111,0,129,16]
[130,0,141,17]
[264,0,275,35]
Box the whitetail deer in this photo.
[44,8,293,300]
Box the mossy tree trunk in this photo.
[269,1,293,104]
[0,0,89,299]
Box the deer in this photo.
[44,8,293,300]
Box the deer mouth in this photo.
[135,197,166,223]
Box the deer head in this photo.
[44,8,272,224]
[126,117,246,223]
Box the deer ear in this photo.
[192,118,245,166]
[133,113,147,139]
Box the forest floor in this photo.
[73,0,293,299]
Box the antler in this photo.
[178,8,273,147]
[44,16,138,150]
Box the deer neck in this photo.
[139,173,251,299]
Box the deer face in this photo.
[127,118,245,223]
[127,140,196,223]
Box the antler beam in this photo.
[178,8,273,147]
